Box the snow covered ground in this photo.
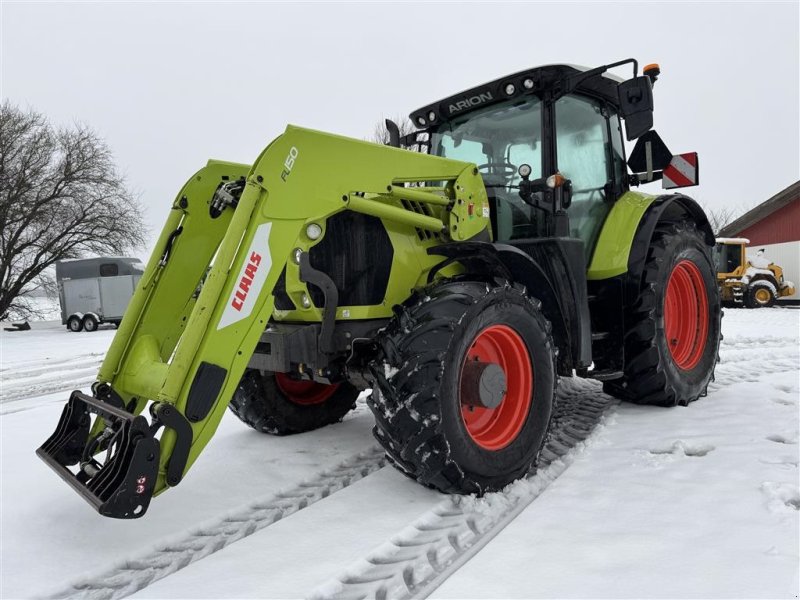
[1,308,798,599]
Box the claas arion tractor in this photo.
[38,60,720,518]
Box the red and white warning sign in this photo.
[662,152,699,189]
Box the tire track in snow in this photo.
[0,353,103,404]
[39,447,386,600]
[307,378,614,600]
[0,352,104,376]
[308,345,798,600]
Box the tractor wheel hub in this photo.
[460,361,507,409]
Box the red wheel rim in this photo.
[274,373,339,406]
[460,325,533,451]
[664,260,709,370]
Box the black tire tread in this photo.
[604,220,720,407]
[745,280,776,308]
[368,280,557,495]
[228,369,358,435]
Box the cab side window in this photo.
[555,95,616,256]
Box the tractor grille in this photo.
[399,199,442,242]
[308,212,393,307]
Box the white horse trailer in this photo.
[55,257,144,332]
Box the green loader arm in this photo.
[37,125,489,518]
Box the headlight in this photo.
[306,223,322,240]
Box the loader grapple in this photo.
[37,392,160,518]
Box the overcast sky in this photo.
[2,1,798,253]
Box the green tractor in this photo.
[38,59,720,518]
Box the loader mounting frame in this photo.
[38,126,489,517]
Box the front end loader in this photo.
[39,60,721,518]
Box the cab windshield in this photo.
[430,98,543,240]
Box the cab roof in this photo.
[409,64,625,128]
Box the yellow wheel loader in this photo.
[714,238,796,307]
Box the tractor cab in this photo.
[403,61,697,258]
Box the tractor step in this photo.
[36,391,160,519]
[586,369,623,381]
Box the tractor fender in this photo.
[428,241,589,373]
[624,193,714,304]
[588,191,714,282]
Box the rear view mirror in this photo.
[618,76,654,140]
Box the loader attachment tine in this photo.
[37,392,161,518]
[40,394,90,466]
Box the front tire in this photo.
[369,281,555,495]
[745,281,776,308]
[604,221,720,406]
[228,369,359,435]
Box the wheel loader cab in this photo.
[713,240,745,275]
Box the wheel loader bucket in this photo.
[36,391,160,518]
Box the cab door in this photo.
[554,94,626,259]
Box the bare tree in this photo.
[370,116,417,146]
[702,204,737,236]
[0,101,146,319]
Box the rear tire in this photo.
[604,221,720,406]
[745,281,776,308]
[369,281,555,495]
[67,315,83,332]
[228,369,359,435]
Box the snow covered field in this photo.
[1,308,798,599]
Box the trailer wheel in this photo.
[228,369,359,435]
[745,281,776,308]
[82,314,99,332]
[604,221,721,406]
[67,315,83,332]
[369,281,555,495]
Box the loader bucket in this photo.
[36,391,160,518]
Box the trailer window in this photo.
[100,263,119,277]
